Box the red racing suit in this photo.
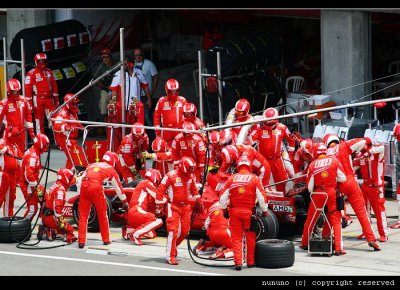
[25,67,59,134]
[250,123,296,192]
[78,162,128,245]
[302,155,347,252]
[154,145,173,177]
[327,138,377,242]
[219,145,271,188]
[117,133,149,184]
[0,95,34,154]
[353,145,388,238]
[42,181,75,241]
[0,138,21,217]
[171,133,206,182]
[126,179,163,240]
[156,170,200,262]
[153,96,187,146]
[226,111,254,145]
[204,201,233,250]
[219,172,268,267]
[52,108,87,170]
[20,146,43,220]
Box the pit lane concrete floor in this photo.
[0,148,400,276]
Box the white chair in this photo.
[285,76,304,93]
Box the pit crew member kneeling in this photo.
[40,169,77,243]
[195,200,233,259]
[124,169,164,245]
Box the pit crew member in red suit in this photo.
[353,144,388,242]
[156,156,202,265]
[219,156,269,270]
[250,107,297,193]
[300,144,347,255]
[77,151,129,248]
[153,79,187,146]
[219,144,271,188]
[324,134,380,250]
[20,133,49,220]
[198,201,234,259]
[142,137,172,177]
[171,121,206,182]
[0,127,23,217]
[126,169,163,245]
[52,93,87,171]
[0,79,35,154]
[24,53,59,134]
[117,122,149,185]
[41,168,77,244]
[225,99,254,145]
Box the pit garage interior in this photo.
[1,9,400,276]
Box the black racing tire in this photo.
[255,208,279,240]
[0,217,31,243]
[72,197,113,232]
[255,239,295,268]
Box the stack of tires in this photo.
[203,71,284,124]
[206,32,281,76]
[10,19,92,103]
[203,31,283,124]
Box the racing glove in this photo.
[57,216,65,229]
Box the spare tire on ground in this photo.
[0,217,31,243]
[255,239,295,268]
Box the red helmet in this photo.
[165,79,180,98]
[131,122,145,138]
[323,133,340,148]
[57,168,76,187]
[102,151,119,167]
[100,48,112,57]
[221,145,239,165]
[182,121,196,138]
[64,93,80,112]
[6,79,21,95]
[236,155,252,172]
[209,131,220,145]
[34,53,47,70]
[152,137,168,152]
[145,168,162,185]
[300,139,314,155]
[34,133,50,153]
[315,143,327,156]
[234,99,250,118]
[219,129,233,145]
[179,156,196,176]
[263,107,279,127]
[362,137,373,153]
[183,103,197,119]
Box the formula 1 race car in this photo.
[62,171,309,238]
